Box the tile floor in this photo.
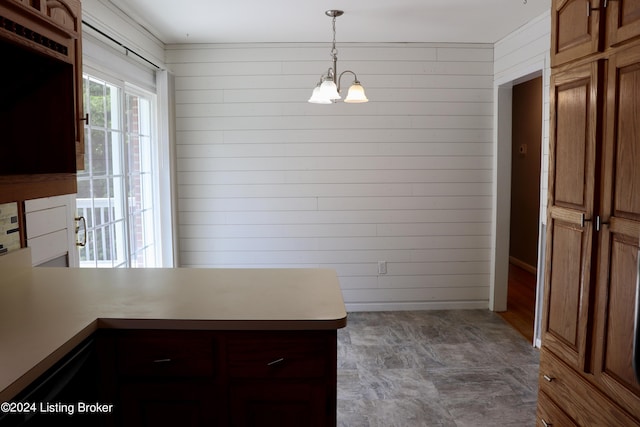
[336,310,540,426]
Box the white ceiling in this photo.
[109,0,551,45]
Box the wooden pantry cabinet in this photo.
[538,0,640,425]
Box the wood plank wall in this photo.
[166,42,494,311]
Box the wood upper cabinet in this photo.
[552,0,603,66]
[606,0,640,47]
[541,61,602,371]
[552,0,640,66]
[591,45,640,420]
[0,0,84,205]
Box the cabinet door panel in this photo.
[543,61,601,370]
[555,82,588,206]
[593,226,640,420]
[612,58,640,221]
[552,0,602,66]
[603,236,638,385]
[607,0,640,47]
[543,219,593,368]
[550,62,601,212]
[547,224,584,346]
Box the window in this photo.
[77,74,159,267]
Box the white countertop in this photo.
[0,261,347,401]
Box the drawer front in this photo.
[226,331,332,379]
[539,348,638,426]
[117,331,215,378]
[537,390,577,427]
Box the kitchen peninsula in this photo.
[0,250,347,426]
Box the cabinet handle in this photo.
[152,358,172,363]
[75,216,87,247]
[267,357,285,366]
[595,216,609,231]
[543,375,555,382]
[633,248,640,383]
[578,214,609,231]
[587,0,616,16]
[542,419,552,427]
[80,113,89,124]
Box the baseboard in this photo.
[509,256,537,274]
[345,300,489,312]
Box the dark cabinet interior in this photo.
[0,38,76,176]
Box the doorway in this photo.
[498,76,543,342]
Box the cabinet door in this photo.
[74,17,85,171]
[229,382,330,427]
[119,382,223,427]
[59,0,85,171]
[606,0,640,47]
[552,0,603,66]
[226,331,337,427]
[541,61,602,371]
[592,46,640,421]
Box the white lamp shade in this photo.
[308,86,332,104]
[344,82,369,103]
[319,79,341,100]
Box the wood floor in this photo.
[498,263,537,343]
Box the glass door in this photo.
[77,74,158,268]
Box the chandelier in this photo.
[308,10,369,104]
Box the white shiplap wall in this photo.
[166,42,494,311]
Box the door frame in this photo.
[492,59,548,347]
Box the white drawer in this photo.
[29,229,68,266]
[25,206,67,239]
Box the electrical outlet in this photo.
[378,261,387,275]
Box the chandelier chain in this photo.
[331,15,338,59]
